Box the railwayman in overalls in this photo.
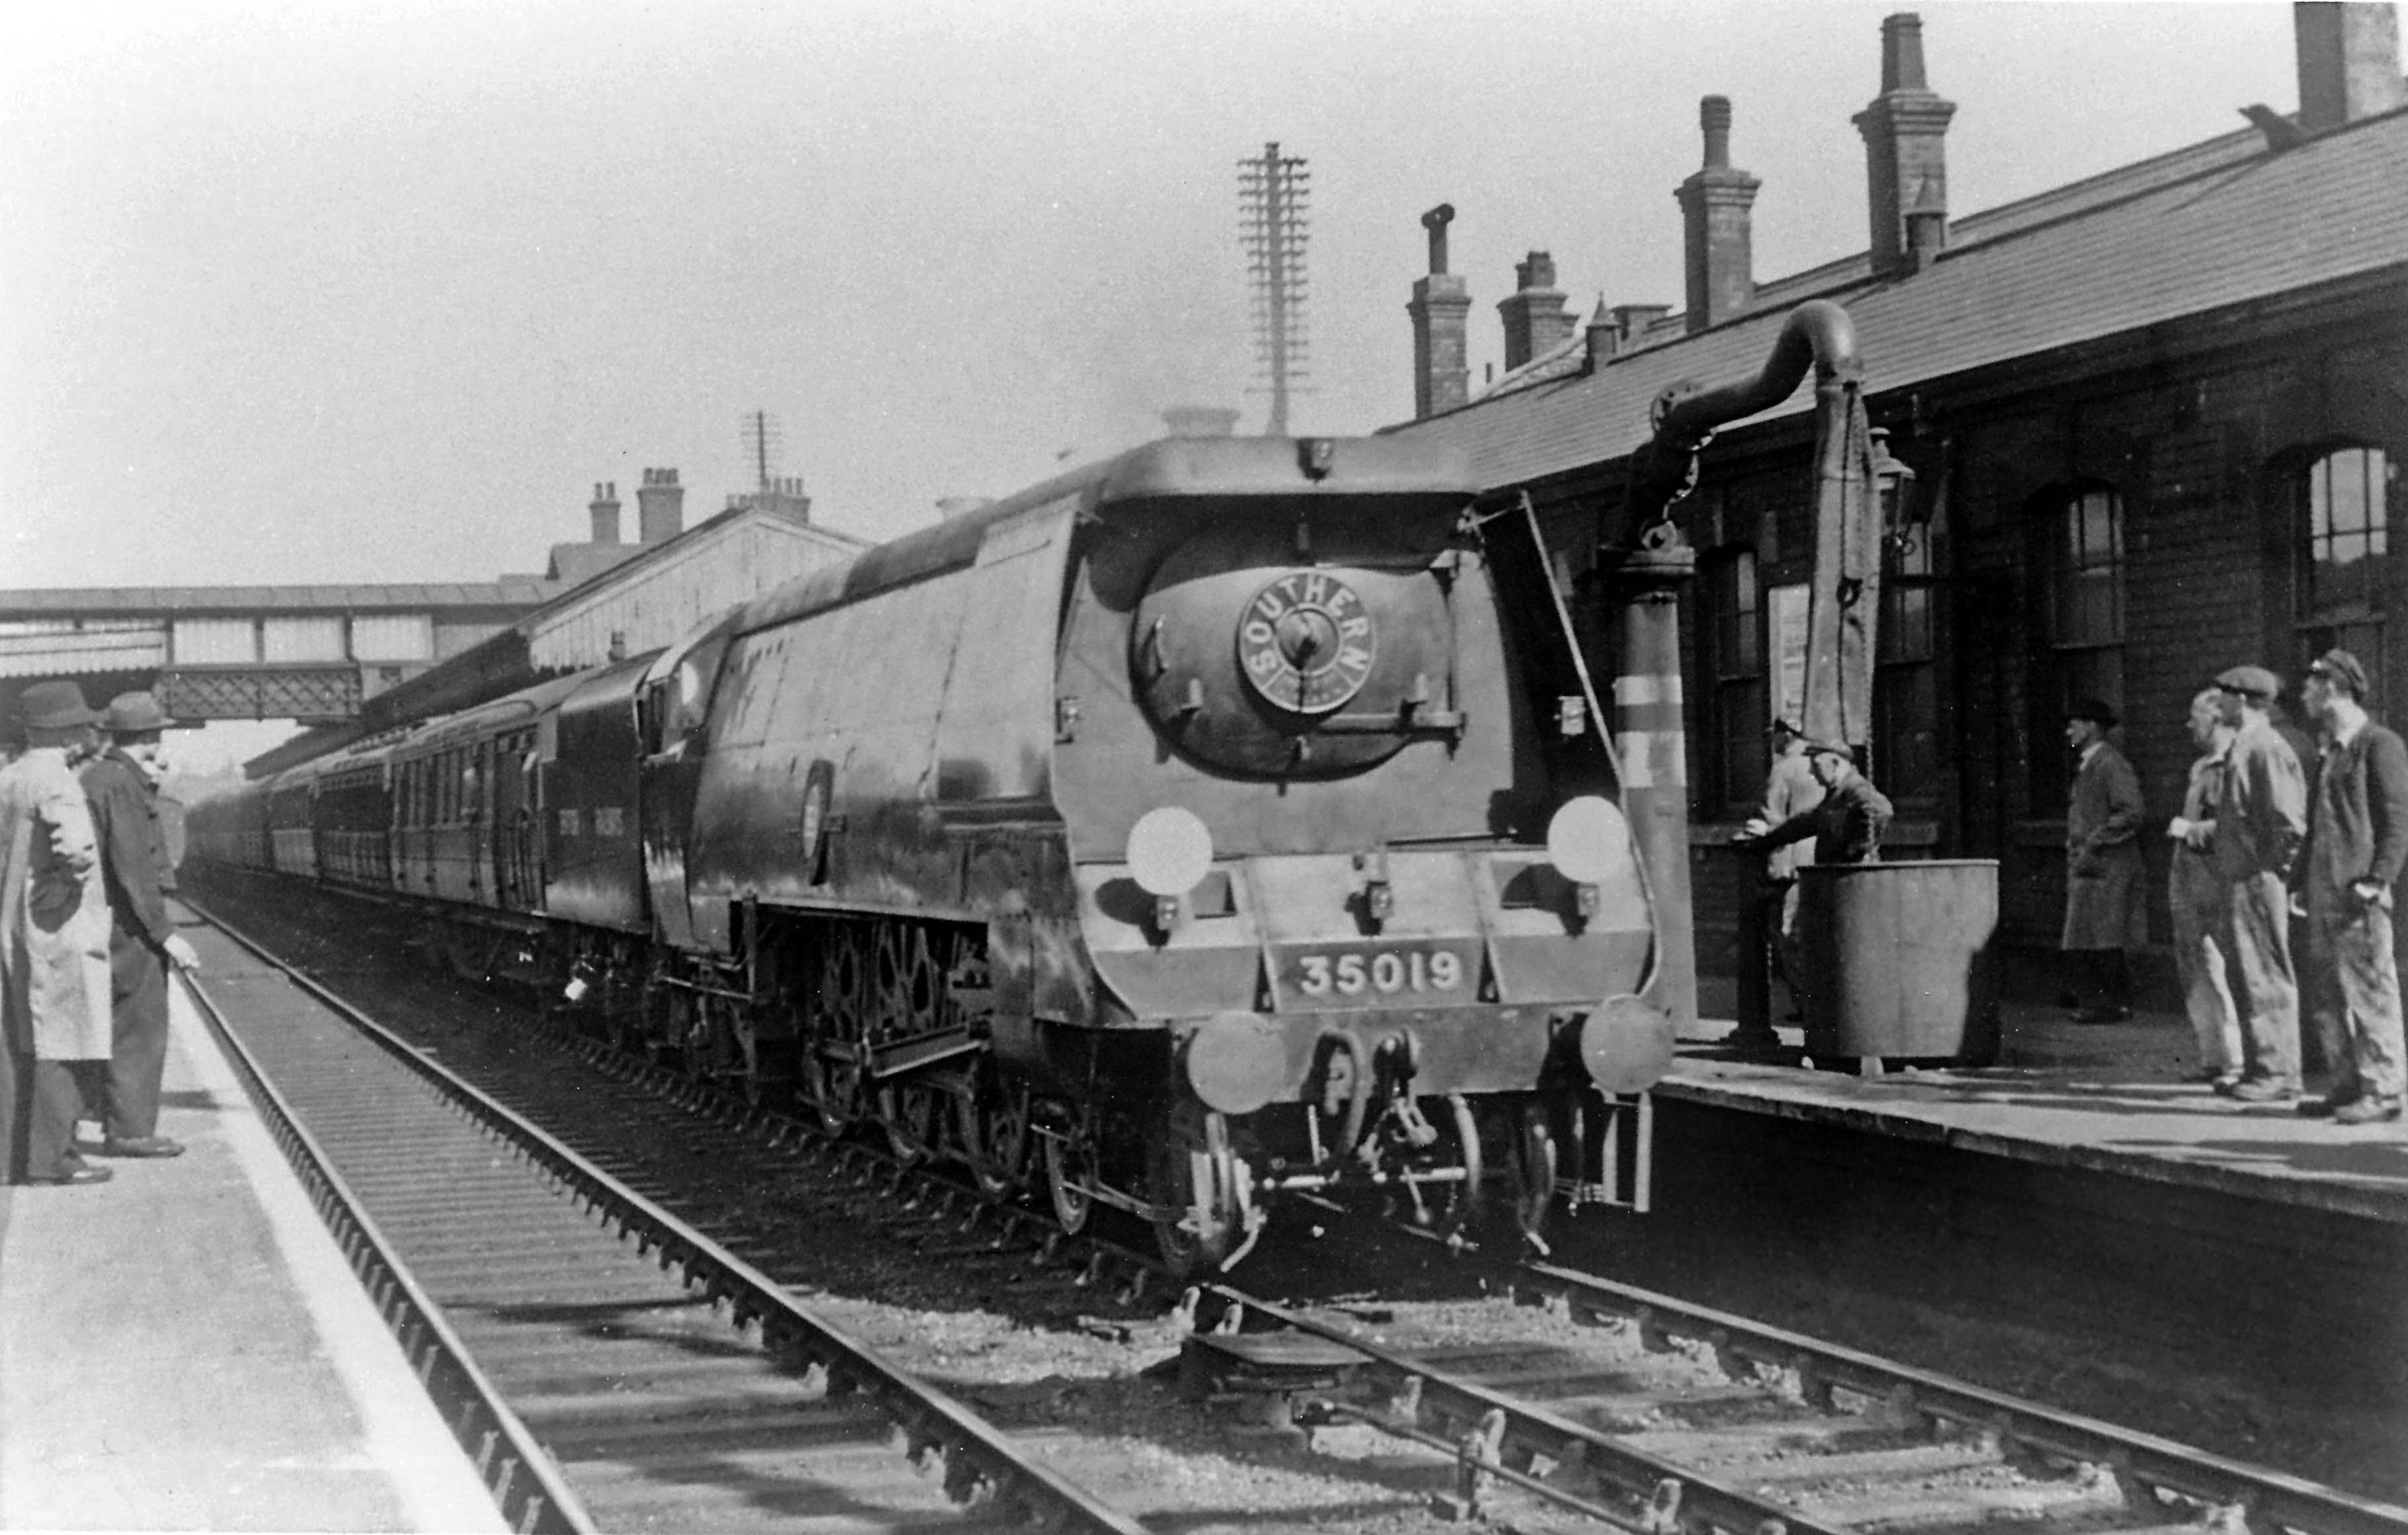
[1725,719,1823,1055]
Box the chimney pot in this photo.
[1700,95,1733,169]
[1408,206,1472,417]
[1881,11,1928,91]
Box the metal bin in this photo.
[1795,859,2000,1067]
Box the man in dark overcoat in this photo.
[2294,649,2408,1124]
[80,691,198,1158]
[2060,697,2147,1024]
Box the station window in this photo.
[2295,443,2391,704]
[1876,530,1939,809]
[1705,547,1764,814]
[2034,483,2126,809]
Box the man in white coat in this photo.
[0,681,115,1185]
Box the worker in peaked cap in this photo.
[2200,664,2309,1102]
[2060,697,2145,1024]
[2295,648,2408,1124]
[79,691,197,1160]
[0,680,114,1185]
[1737,737,1891,871]
[1725,717,1827,1055]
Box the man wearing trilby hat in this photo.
[0,681,115,1185]
[2059,697,2147,1024]
[81,691,199,1159]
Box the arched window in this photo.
[2296,444,2390,702]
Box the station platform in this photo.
[0,959,505,1532]
[1670,985,2408,1227]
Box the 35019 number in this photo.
[1295,949,1464,998]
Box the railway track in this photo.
[1176,1276,2408,1535]
[187,878,2408,1535]
[181,901,1146,1535]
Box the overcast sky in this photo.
[5,0,2300,602]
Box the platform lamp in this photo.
[1871,427,1922,560]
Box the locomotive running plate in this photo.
[1236,571,1377,715]
[1273,938,1481,1011]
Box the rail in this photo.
[187,898,1152,1535]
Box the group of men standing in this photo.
[2064,650,2407,1124]
[1,680,198,1186]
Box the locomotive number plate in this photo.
[1280,941,1475,1009]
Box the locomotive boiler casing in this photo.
[677,435,1675,1114]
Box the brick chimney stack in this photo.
[588,481,621,545]
[2296,2,2407,131]
[1498,251,1575,371]
[1408,204,1472,419]
[1854,13,1956,279]
[636,466,684,545]
[1676,95,1762,333]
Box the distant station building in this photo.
[249,469,865,776]
[1384,5,2408,985]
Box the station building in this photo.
[1385,5,2408,988]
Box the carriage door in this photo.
[638,626,730,951]
[488,732,537,910]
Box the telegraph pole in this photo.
[740,410,783,492]
[1238,142,1311,437]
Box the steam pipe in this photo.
[1621,299,1860,537]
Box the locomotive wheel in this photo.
[1432,1094,1485,1237]
[1043,1130,1095,1235]
[1505,1100,1559,1250]
[879,1083,938,1165]
[965,1082,1031,1199]
[1149,1110,1252,1276]
[803,1047,864,1137]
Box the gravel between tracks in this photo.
[189,871,2406,1522]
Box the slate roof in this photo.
[0,581,561,615]
[1397,108,2408,490]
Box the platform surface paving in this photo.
[0,971,506,1533]
[1674,994,2408,1224]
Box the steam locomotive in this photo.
[190,434,1679,1271]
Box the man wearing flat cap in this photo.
[1728,719,1826,1051]
[81,691,198,1159]
[2197,664,2309,1102]
[2294,649,2408,1124]
[0,681,115,1184]
[1739,740,1892,869]
[2059,698,2147,1024]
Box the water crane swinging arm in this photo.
[1615,299,1885,755]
